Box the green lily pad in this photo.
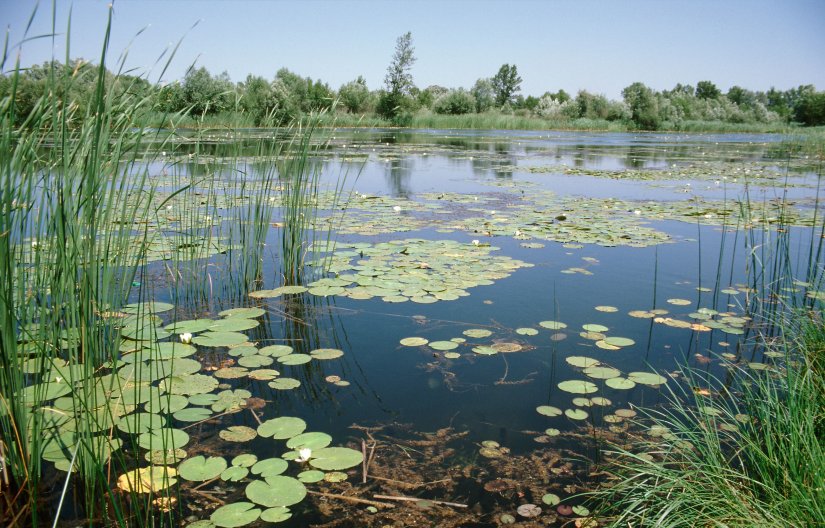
[117,412,166,435]
[258,417,306,439]
[539,321,567,330]
[309,348,344,360]
[123,302,175,314]
[605,377,636,390]
[218,307,266,319]
[261,507,292,523]
[149,342,197,360]
[565,356,600,368]
[221,465,250,482]
[210,502,261,528]
[192,332,249,347]
[246,476,307,507]
[308,447,364,471]
[269,378,301,390]
[582,324,608,332]
[173,407,214,422]
[164,318,215,334]
[603,336,635,347]
[220,426,258,443]
[137,428,189,450]
[400,337,428,347]
[179,456,228,482]
[163,374,219,395]
[472,346,498,355]
[628,371,668,386]
[541,493,560,505]
[583,366,622,379]
[277,354,313,366]
[536,405,562,417]
[286,432,333,450]
[207,318,259,332]
[259,345,294,357]
[565,408,589,420]
[515,327,539,336]
[251,458,289,477]
[144,448,187,465]
[237,355,273,368]
[429,341,459,351]
[297,470,325,483]
[463,329,492,338]
[557,380,599,394]
[232,454,258,467]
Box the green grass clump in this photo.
[588,310,825,527]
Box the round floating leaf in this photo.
[145,448,187,465]
[261,507,292,523]
[590,396,612,406]
[517,504,542,518]
[210,502,261,528]
[258,417,306,439]
[232,454,258,467]
[173,407,214,422]
[536,405,562,417]
[444,352,461,359]
[628,371,667,386]
[582,324,608,333]
[515,327,538,336]
[539,321,567,330]
[565,408,589,420]
[163,374,219,395]
[220,426,258,443]
[400,337,428,347]
[542,493,560,506]
[603,337,635,347]
[117,412,165,435]
[309,348,344,360]
[137,428,189,450]
[297,470,325,483]
[308,447,364,471]
[566,356,600,368]
[117,466,177,494]
[179,456,227,482]
[595,305,618,312]
[277,354,312,366]
[218,307,266,319]
[286,432,333,450]
[463,329,492,338]
[429,341,458,351]
[492,342,522,353]
[207,318,259,332]
[251,458,289,477]
[544,428,560,437]
[259,345,294,357]
[248,369,279,381]
[221,466,249,482]
[583,366,621,379]
[557,380,599,394]
[324,471,348,483]
[192,332,249,347]
[145,394,189,414]
[605,377,636,390]
[150,342,197,360]
[572,505,591,516]
[667,298,691,306]
[472,346,498,356]
[246,477,306,507]
[572,397,592,407]
[237,355,273,368]
[188,393,220,406]
[123,302,175,314]
[269,378,301,390]
[595,340,621,351]
[164,318,214,334]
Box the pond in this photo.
[30,129,823,527]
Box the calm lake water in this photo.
[93,129,823,526]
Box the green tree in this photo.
[695,80,721,100]
[794,90,825,126]
[622,82,660,130]
[378,31,416,120]
[338,76,370,113]
[181,66,233,115]
[491,64,522,107]
[471,78,496,112]
[239,75,276,124]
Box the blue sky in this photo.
[1,0,823,99]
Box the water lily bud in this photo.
[180,333,192,344]
[296,448,312,463]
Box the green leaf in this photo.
[308,447,364,471]
[210,502,261,528]
[178,456,228,482]
[245,477,307,507]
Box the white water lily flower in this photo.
[472,240,480,246]
[393,206,401,212]
[295,448,312,463]
[180,333,192,344]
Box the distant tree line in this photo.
[3,33,825,129]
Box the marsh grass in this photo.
[587,159,825,527]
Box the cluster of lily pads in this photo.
[18,300,361,527]
[250,239,532,304]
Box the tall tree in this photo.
[379,32,416,119]
[695,80,721,100]
[491,64,522,107]
[384,31,416,97]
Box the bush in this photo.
[433,89,476,115]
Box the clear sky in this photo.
[1,0,824,99]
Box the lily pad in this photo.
[565,408,589,420]
[628,371,668,386]
[221,466,249,482]
[193,332,249,347]
[463,329,493,338]
[309,348,344,360]
[286,432,333,450]
[178,456,227,482]
[261,507,292,523]
[258,417,306,439]
[218,307,266,319]
[297,470,325,483]
[536,405,562,417]
[246,476,307,507]
[399,337,428,347]
[539,321,567,330]
[308,447,364,471]
[557,380,599,394]
[603,336,635,347]
[277,354,313,366]
[251,458,289,477]
[605,377,637,390]
[220,426,258,443]
[210,502,261,528]
[566,356,600,368]
[268,378,301,390]
[137,428,189,450]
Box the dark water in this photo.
[113,129,822,526]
